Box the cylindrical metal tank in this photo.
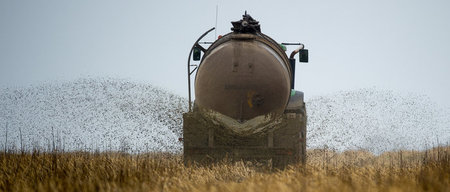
[194,32,292,134]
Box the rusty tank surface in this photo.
[184,13,309,168]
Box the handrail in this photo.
[187,27,215,112]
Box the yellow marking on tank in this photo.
[247,90,256,108]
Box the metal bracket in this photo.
[281,42,304,46]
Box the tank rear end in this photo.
[195,33,291,123]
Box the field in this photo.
[1,147,448,192]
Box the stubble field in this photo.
[1,146,448,192]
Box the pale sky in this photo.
[1,0,450,108]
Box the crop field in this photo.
[1,146,448,192]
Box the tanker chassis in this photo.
[183,13,308,168]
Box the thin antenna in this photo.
[215,4,218,39]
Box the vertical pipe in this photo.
[187,49,193,112]
[289,58,296,89]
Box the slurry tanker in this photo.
[184,13,308,168]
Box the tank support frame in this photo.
[183,100,306,169]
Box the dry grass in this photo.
[1,147,449,192]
